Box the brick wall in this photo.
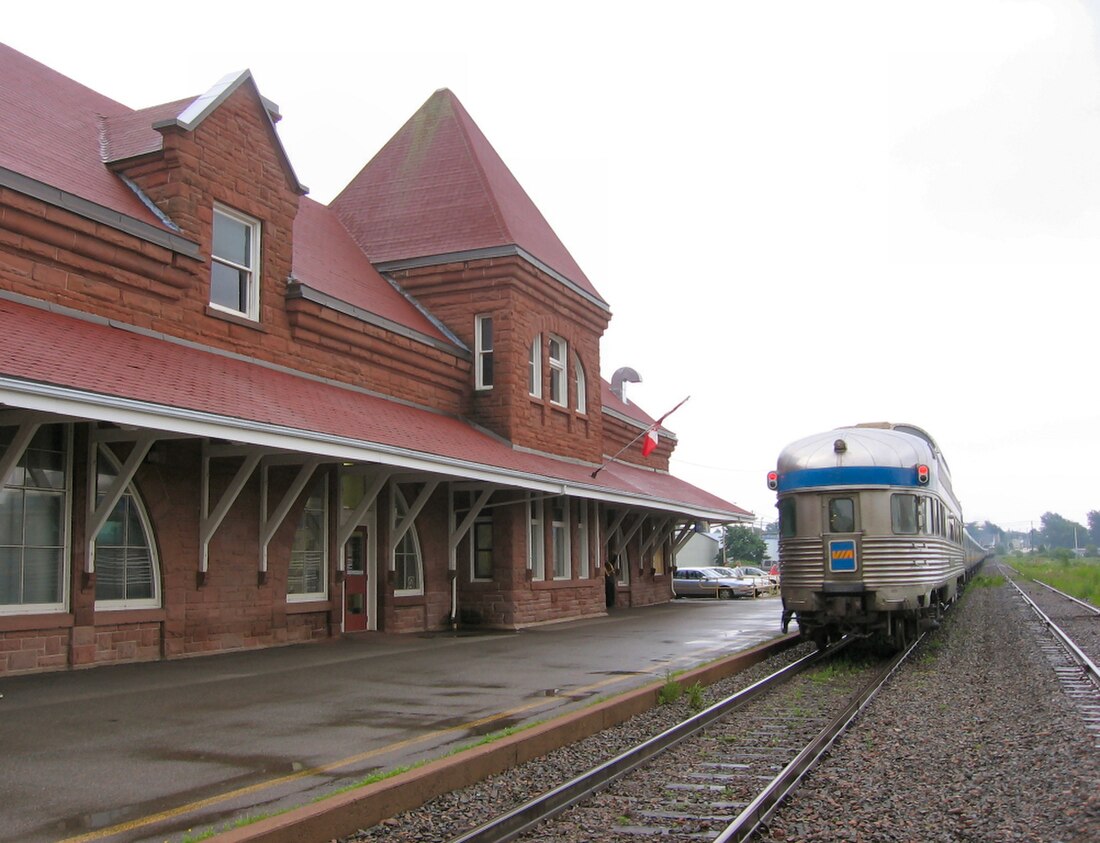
[0,85,470,416]
[391,257,610,463]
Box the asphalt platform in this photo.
[0,595,787,843]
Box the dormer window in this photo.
[548,335,567,406]
[475,314,494,390]
[210,204,261,320]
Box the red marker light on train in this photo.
[916,464,930,485]
[767,471,779,490]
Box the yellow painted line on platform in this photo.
[58,653,715,843]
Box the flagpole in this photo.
[590,395,690,479]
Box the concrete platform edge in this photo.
[208,632,800,843]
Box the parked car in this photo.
[672,567,755,599]
[718,566,777,595]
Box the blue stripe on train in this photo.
[777,466,919,492]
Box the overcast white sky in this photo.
[5,1,1097,532]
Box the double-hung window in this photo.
[475,314,494,390]
[528,495,545,580]
[551,496,570,579]
[0,424,70,611]
[548,335,567,406]
[210,204,261,320]
[471,516,493,581]
[577,501,590,579]
[288,478,327,601]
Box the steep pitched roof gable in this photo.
[331,89,606,306]
[105,70,306,195]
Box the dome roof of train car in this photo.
[777,424,937,473]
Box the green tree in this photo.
[717,525,766,565]
[1040,512,1087,549]
[1088,510,1100,546]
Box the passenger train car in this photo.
[768,422,989,649]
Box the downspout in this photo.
[451,572,458,630]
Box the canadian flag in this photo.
[641,426,659,457]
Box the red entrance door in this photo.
[344,531,368,632]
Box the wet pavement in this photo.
[0,595,785,842]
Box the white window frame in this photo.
[210,203,261,321]
[0,424,72,615]
[578,501,590,579]
[551,496,570,580]
[287,478,328,602]
[475,314,494,390]
[575,358,587,414]
[93,445,161,611]
[548,335,567,407]
[528,494,545,580]
[528,333,542,398]
[393,487,424,596]
[592,503,601,580]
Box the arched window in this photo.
[575,358,587,414]
[548,335,567,406]
[528,334,542,398]
[393,487,423,595]
[94,445,159,609]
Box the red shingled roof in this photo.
[331,89,606,304]
[0,298,745,519]
[291,198,456,346]
[0,43,165,229]
[0,45,455,350]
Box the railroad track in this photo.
[1000,564,1100,749]
[447,636,920,843]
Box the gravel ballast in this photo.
[762,577,1100,842]
[341,576,1099,842]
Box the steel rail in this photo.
[447,639,851,843]
[1031,579,1100,616]
[1008,577,1100,689]
[712,633,924,843]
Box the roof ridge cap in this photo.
[443,89,512,244]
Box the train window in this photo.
[891,494,919,534]
[827,498,855,533]
[778,498,797,537]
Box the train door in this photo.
[822,494,861,577]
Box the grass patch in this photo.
[177,810,281,842]
[809,658,861,684]
[657,673,683,705]
[685,681,706,712]
[971,574,1005,589]
[1012,556,1100,607]
[321,765,413,800]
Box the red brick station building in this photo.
[0,44,749,675]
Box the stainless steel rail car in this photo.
[768,422,988,649]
